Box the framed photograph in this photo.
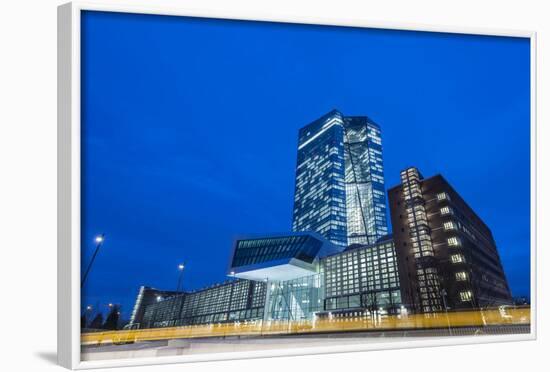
[58,1,536,369]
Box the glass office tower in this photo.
[292,110,348,247]
[343,117,388,245]
[292,110,388,247]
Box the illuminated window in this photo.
[455,272,468,281]
[447,237,460,247]
[459,290,473,302]
[451,254,464,263]
[443,221,457,230]
[437,192,449,201]
[440,206,451,215]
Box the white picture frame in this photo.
[58,1,537,369]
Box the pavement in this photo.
[81,325,530,361]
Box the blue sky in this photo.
[81,11,530,318]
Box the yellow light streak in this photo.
[81,307,530,346]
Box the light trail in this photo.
[81,307,530,346]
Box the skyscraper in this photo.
[292,110,348,247]
[343,116,388,245]
[292,110,388,247]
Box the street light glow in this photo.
[178,264,185,270]
[108,303,113,307]
[86,305,92,311]
[156,296,162,302]
[94,235,104,244]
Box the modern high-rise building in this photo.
[126,115,516,330]
[388,167,513,314]
[292,110,348,247]
[343,116,388,245]
[292,110,388,247]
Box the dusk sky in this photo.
[81,11,530,318]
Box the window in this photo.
[455,271,468,281]
[349,295,361,308]
[451,254,464,263]
[437,192,449,201]
[337,296,349,309]
[443,221,457,230]
[447,237,460,247]
[459,290,473,302]
[440,206,451,215]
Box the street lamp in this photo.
[440,289,453,336]
[177,262,185,292]
[81,234,105,288]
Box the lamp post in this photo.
[440,288,453,336]
[177,263,185,292]
[82,305,93,329]
[83,305,93,319]
[81,234,105,288]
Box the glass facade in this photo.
[138,280,266,328]
[266,274,325,321]
[128,287,185,328]
[135,238,403,328]
[231,234,324,269]
[126,106,515,325]
[321,239,401,313]
[130,110,409,329]
[292,110,388,248]
[292,110,348,247]
[344,117,388,245]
